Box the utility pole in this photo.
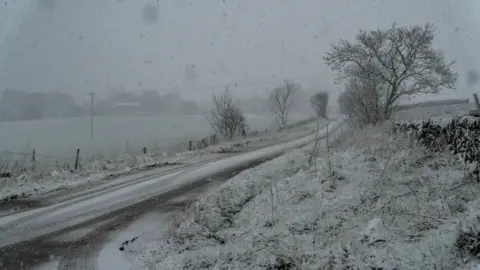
[87,92,95,141]
[473,93,480,113]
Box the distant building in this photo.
[94,89,203,116]
[114,102,142,115]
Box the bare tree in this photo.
[338,67,386,125]
[325,23,458,120]
[310,91,329,119]
[207,88,246,140]
[268,80,296,126]
[335,63,385,125]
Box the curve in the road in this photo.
[53,156,278,270]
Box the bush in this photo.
[208,88,247,140]
[310,91,329,119]
[338,81,384,126]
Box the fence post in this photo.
[32,149,36,170]
[143,147,147,155]
[74,149,80,170]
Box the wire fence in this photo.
[0,148,81,176]
[0,131,253,177]
[0,122,285,179]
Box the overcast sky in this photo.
[0,0,479,102]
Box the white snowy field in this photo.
[123,108,480,269]
[0,113,311,160]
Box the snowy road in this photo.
[0,121,340,269]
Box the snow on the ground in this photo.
[125,121,480,269]
[204,119,326,154]
[0,154,173,203]
[0,118,323,203]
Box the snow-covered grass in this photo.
[124,120,480,269]
[205,119,326,154]
[0,153,180,202]
[0,117,324,202]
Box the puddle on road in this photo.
[96,181,224,269]
[97,211,173,270]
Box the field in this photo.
[0,113,311,160]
